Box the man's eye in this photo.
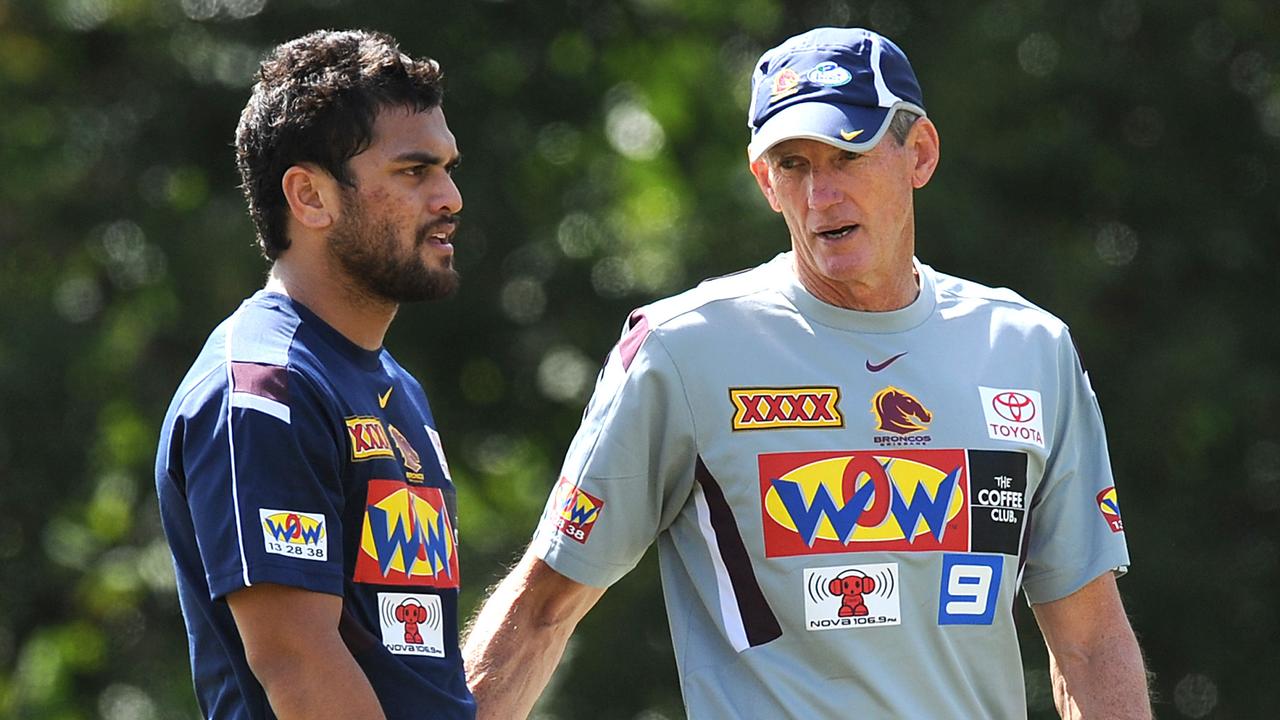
[778,158,804,170]
[403,166,425,176]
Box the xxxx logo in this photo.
[347,416,394,461]
[730,387,843,430]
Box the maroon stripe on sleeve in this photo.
[695,456,783,648]
[1016,505,1034,591]
[617,312,650,371]
[230,361,289,404]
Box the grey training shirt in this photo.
[533,252,1130,719]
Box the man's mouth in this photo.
[815,224,858,240]
[420,217,459,245]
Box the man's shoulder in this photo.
[166,293,329,417]
[633,255,788,333]
[928,265,1070,335]
[226,291,308,365]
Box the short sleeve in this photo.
[1021,332,1131,604]
[531,320,698,588]
[173,364,346,600]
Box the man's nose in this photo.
[807,169,841,210]
[431,174,463,216]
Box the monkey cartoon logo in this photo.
[828,574,876,618]
[395,599,428,644]
[803,563,901,630]
[377,592,444,657]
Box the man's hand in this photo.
[1032,572,1152,719]
[227,583,386,720]
[463,550,605,720]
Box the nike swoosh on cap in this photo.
[840,129,864,141]
[866,352,908,372]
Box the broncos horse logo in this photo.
[871,386,932,435]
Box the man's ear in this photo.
[749,157,783,213]
[281,164,340,230]
[906,117,940,190]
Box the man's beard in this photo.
[327,194,459,304]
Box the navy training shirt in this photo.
[155,291,475,719]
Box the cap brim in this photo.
[747,100,924,162]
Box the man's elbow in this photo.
[1047,638,1096,672]
[242,635,302,692]
[512,555,606,632]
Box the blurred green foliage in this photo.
[1,0,1277,718]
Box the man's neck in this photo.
[265,260,396,351]
[796,261,920,312]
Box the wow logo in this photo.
[551,476,604,544]
[759,449,969,557]
[259,509,327,561]
[354,480,459,587]
[1097,486,1124,533]
[262,511,325,545]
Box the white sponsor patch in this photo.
[424,425,452,480]
[978,387,1046,449]
[258,509,327,561]
[803,563,901,631]
[378,592,445,657]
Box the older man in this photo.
[464,27,1149,719]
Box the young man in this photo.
[155,30,472,719]
[464,28,1151,719]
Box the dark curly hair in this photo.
[235,29,444,260]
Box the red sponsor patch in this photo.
[354,480,459,587]
[347,416,394,461]
[760,449,970,557]
[1096,486,1123,533]
[551,476,604,544]
[730,387,843,430]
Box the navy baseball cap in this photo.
[747,27,926,162]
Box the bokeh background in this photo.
[2,0,1278,718]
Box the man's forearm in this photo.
[255,643,386,720]
[1033,573,1151,720]
[1048,630,1149,719]
[463,552,605,720]
[229,584,385,720]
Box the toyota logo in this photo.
[992,391,1036,423]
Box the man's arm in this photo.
[1032,571,1151,719]
[227,583,385,720]
[463,549,606,720]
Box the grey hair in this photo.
[887,108,922,145]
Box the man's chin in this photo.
[381,267,460,303]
